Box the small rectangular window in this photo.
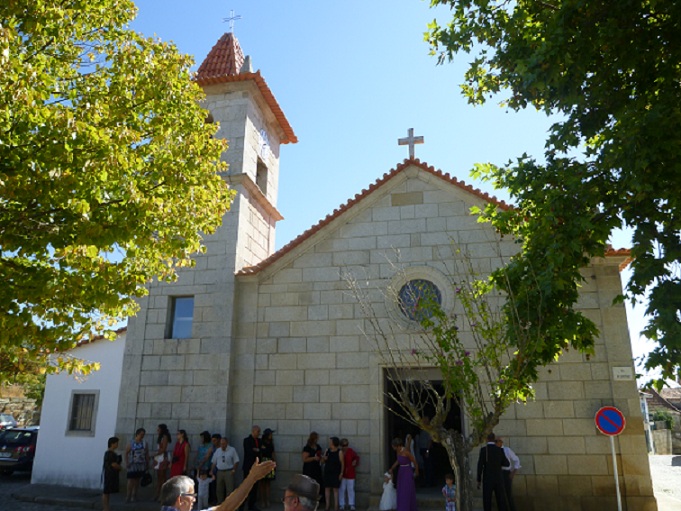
[169,296,194,339]
[256,159,268,196]
[68,391,98,435]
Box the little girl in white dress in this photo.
[379,471,397,511]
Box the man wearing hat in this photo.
[282,474,321,511]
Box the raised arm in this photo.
[213,458,276,511]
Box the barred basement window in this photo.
[68,391,99,435]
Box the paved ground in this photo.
[3,455,680,511]
[648,454,681,510]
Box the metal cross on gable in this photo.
[398,128,424,159]
[223,9,242,33]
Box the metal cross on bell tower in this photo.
[223,9,242,33]
[398,128,424,159]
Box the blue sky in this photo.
[130,1,654,377]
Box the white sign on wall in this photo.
[613,366,634,381]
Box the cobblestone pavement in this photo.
[4,456,680,511]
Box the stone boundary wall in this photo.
[0,385,40,426]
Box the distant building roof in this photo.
[645,388,681,414]
[659,387,681,409]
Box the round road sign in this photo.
[595,406,626,436]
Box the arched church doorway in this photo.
[384,376,462,487]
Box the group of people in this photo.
[376,431,520,511]
[476,433,522,511]
[103,425,520,511]
[102,424,277,511]
[301,432,360,511]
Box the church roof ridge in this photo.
[237,158,510,276]
[195,33,297,144]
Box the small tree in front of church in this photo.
[347,252,566,511]
[0,1,235,383]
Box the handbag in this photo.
[141,471,153,487]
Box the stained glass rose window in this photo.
[398,279,442,321]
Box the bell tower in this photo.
[196,32,297,271]
[115,32,296,438]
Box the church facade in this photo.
[115,33,657,511]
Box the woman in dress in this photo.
[258,428,276,508]
[390,437,418,511]
[322,436,344,511]
[302,432,324,500]
[153,424,171,501]
[125,428,149,503]
[170,429,190,477]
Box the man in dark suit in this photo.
[242,425,261,511]
[476,432,509,511]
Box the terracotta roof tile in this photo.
[236,159,635,277]
[237,158,509,276]
[195,33,297,144]
[195,32,245,81]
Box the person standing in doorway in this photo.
[416,418,434,486]
[390,437,418,511]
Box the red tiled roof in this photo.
[53,326,127,353]
[236,158,634,277]
[196,32,245,81]
[237,158,510,276]
[195,33,297,144]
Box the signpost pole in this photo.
[609,436,622,511]
[595,406,626,511]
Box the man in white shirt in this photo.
[211,437,240,502]
[496,437,521,511]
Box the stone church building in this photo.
[115,32,657,510]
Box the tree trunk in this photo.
[441,431,474,511]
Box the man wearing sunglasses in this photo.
[160,457,275,511]
[281,474,320,511]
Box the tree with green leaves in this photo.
[0,1,234,384]
[426,1,681,384]
[346,252,544,511]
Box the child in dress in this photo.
[197,469,215,510]
[442,473,456,511]
[379,471,397,511]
